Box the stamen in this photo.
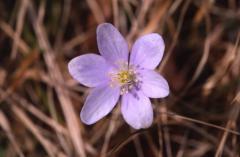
[109,63,141,95]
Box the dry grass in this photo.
[0,0,240,157]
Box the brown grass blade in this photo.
[27,2,87,156]
[10,0,28,59]
[0,110,24,157]
[11,105,66,157]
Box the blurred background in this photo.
[0,0,240,157]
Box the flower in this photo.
[68,23,169,129]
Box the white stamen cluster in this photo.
[119,69,140,95]
[109,62,140,95]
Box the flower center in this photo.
[117,70,134,84]
[109,67,141,95]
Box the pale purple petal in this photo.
[97,23,129,66]
[68,54,110,87]
[130,33,165,69]
[140,69,169,98]
[121,91,153,129]
[80,85,120,125]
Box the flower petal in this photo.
[80,85,120,125]
[97,23,129,65]
[130,33,165,69]
[68,54,110,87]
[121,91,153,129]
[140,69,169,98]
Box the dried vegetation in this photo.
[0,0,240,157]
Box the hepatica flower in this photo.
[68,23,169,129]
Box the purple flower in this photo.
[68,23,169,129]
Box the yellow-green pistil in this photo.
[110,68,139,95]
[117,70,134,84]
